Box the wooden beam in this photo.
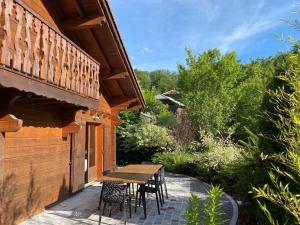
[100,72,128,81]
[77,110,101,124]
[0,114,23,132]
[110,97,137,108]
[71,0,111,74]
[62,16,106,31]
[62,122,81,138]
[128,104,142,110]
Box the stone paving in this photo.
[21,173,238,225]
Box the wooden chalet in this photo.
[0,0,145,223]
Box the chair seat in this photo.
[103,195,127,204]
[139,185,157,193]
[147,179,163,185]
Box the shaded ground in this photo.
[21,173,238,225]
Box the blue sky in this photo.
[110,0,300,71]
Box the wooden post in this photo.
[0,132,4,185]
[111,125,116,168]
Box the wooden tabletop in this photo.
[99,164,163,184]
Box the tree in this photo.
[178,49,244,137]
[135,69,151,90]
[234,57,276,140]
[135,69,178,93]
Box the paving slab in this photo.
[21,173,238,225]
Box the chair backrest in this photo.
[141,162,166,181]
[102,181,126,202]
[160,167,166,181]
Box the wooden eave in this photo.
[99,0,145,109]
[34,0,145,110]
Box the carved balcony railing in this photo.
[0,0,100,100]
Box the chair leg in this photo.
[160,183,165,204]
[155,192,160,215]
[128,197,132,218]
[139,191,142,207]
[98,202,106,225]
[158,189,163,207]
[163,180,168,199]
[123,197,127,225]
[102,202,107,216]
[140,185,147,218]
[98,187,104,210]
[134,190,139,213]
[98,201,106,225]
[128,183,131,197]
[108,203,112,217]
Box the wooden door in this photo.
[70,125,86,193]
[86,124,97,182]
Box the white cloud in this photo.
[215,3,296,53]
[138,47,154,55]
[143,47,153,53]
[218,20,272,52]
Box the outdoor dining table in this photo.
[99,164,163,218]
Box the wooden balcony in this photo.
[0,0,100,108]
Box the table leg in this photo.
[140,184,147,218]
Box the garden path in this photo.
[21,173,238,225]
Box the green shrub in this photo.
[184,186,226,225]
[193,134,244,179]
[152,151,196,174]
[185,140,204,153]
[200,139,243,173]
[134,122,176,151]
[117,121,176,164]
[153,134,244,182]
[156,110,176,127]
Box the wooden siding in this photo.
[0,90,120,224]
[2,104,71,223]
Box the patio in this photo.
[21,173,238,225]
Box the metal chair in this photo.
[148,167,168,201]
[141,162,168,202]
[98,181,131,225]
[134,173,162,215]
